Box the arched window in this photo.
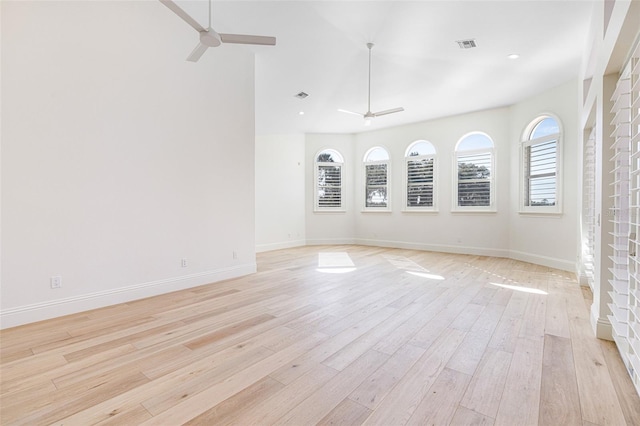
[521,115,561,212]
[454,132,495,211]
[315,149,345,211]
[405,140,436,210]
[363,147,390,210]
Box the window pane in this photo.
[525,139,557,206]
[407,159,434,183]
[318,164,341,208]
[458,151,491,207]
[458,182,491,206]
[317,149,344,163]
[365,147,389,162]
[407,185,433,206]
[530,117,559,139]
[318,187,342,207]
[365,164,388,207]
[406,141,436,157]
[528,177,556,206]
[457,133,493,151]
[366,188,388,207]
[407,158,434,207]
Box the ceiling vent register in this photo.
[457,39,477,49]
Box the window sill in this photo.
[314,209,347,214]
[402,209,439,214]
[518,210,563,217]
[451,209,497,214]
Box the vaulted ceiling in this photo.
[169,1,596,135]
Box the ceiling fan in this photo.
[338,43,404,125]
[159,0,276,62]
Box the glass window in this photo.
[315,149,344,211]
[405,140,436,211]
[363,147,390,210]
[521,116,561,212]
[454,133,495,211]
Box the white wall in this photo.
[255,134,306,251]
[1,1,256,328]
[352,108,511,257]
[508,79,580,271]
[288,85,579,271]
[304,133,356,245]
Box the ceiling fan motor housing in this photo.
[200,29,222,47]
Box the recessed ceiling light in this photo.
[299,111,305,115]
[507,53,520,59]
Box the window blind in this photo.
[365,163,388,207]
[317,164,342,208]
[457,152,491,206]
[406,158,434,207]
[525,139,557,206]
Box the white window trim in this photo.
[314,149,346,213]
[404,154,438,212]
[519,116,563,215]
[362,160,391,212]
[452,146,496,213]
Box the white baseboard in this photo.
[256,239,306,253]
[257,239,574,273]
[354,238,510,259]
[305,238,357,246]
[508,250,575,272]
[0,263,256,330]
[591,302,613,341]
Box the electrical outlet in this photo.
[51,276,62,289]
[181,258,188,268]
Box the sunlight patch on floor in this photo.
[490,282,548,295]
[317,252,356,274]
[383,255,445,280]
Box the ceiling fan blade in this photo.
[219,34,276,46]
[186,42,209,62]
[373,107,405,117]
[159,0,206,32]
[338,109,364,117]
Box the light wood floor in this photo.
[1,245,640,425]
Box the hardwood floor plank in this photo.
[544,281,571,338]
[237,363,338,425]
[1,246,637,426]
[494,337,543,426]
[446,303,504,376]
[317,397,372,426]
[569,317,627,425]
[488,315,522,353]
[184,313,276,350]
[137,332,328,425]
[459,348,512,418]
[361,327,467,425]
[599,339,640,424]
[275,349,389,425]
[539,334,581,425]
[183,376,284,425]
[348,343,425,409]
[450,406,495,425]
[323,304,422,371]
[406,367,472,425]
[449,303,486,331]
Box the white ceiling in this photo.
[171,1,596,135]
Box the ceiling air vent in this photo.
[294,92,309,99]
[456,39,477,49]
